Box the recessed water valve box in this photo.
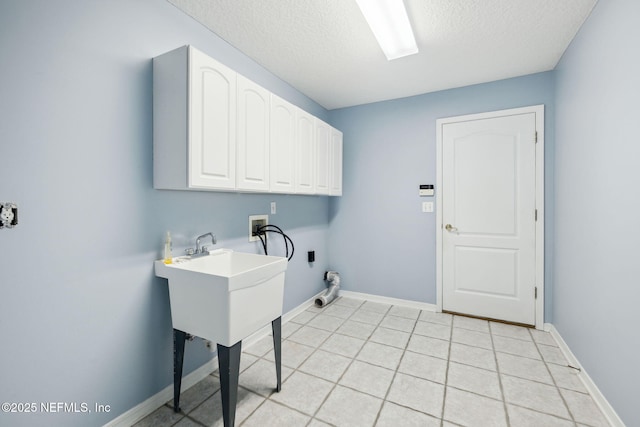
[249,214,268,242]
[0,202,18,228]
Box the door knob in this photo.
[445,224,458,232]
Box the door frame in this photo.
[435,105,545,329]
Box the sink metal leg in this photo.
[173,329,187,413]
[217,341,242,427]
[271,316,282,392]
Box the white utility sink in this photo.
[155,249,288,346]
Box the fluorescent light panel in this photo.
[355,0,418,60]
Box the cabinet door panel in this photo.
[237,75,270,191]
[270,95,296,193]
[330,128,343,196]
[296,110,315,193]
[189,48,236,189]
[315,119,330,195]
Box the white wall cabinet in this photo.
[153,45,341,196]
[237,75,270,191]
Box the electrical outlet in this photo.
[248,214,268,242]
[0,202,18,229]
[271,201,276,214]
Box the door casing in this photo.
[435,105,545,329]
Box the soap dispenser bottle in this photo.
[163,231,173,264]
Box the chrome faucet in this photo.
[186,232,216,257]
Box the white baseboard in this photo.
[340,290,438,312]
[284,290,326,319]
[545,324,625,427]
[104,291,323,427]
[104,358,216,427]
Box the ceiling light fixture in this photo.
[355,0,418,60]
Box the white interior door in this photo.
[440,110,539,325]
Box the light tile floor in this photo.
[134,297,611,427]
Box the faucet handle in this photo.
[185,248,195,256]
[201,246,209,253]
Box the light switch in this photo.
[270,202,276,214]
[422,202,434,213]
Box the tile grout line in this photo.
[293,298,373,423]
[322,313,585,425]
[307,299,390,425]
[440,314,455,427]
[528,327,579,425]
[237,304,328,426]
[444,318,531,423]
[159,299,604,427]
[268,299,361,426]
[300,299,366,426]
[410,320,557,409]
[488,320,511,426]
[371,307,421,427]
[282,324,441,404]
[235,302,343,425]
[177,413,208,427]
[163,374,221,426]
[189,322,513,425]
[487,325,582,425]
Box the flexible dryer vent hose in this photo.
[315,271,340,307]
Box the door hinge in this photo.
[535,131,538,143]
[535,209,538,221]
[535,287,538,299]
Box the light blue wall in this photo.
[0,1,329,426]
[328,73,555,319]
[4,0,633,424]
[554,0,640,425]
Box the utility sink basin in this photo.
[155,249,288,346]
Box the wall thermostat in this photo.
[419,185,434,197]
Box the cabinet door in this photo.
[315,119,330,195]
[270,95,296,193]
[237,75,270,191]
[330,127,343,196]
[188,47,237,189]
[296,109,315,194]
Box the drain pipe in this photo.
[315,271,340,307]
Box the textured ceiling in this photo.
[168,0,598,110]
